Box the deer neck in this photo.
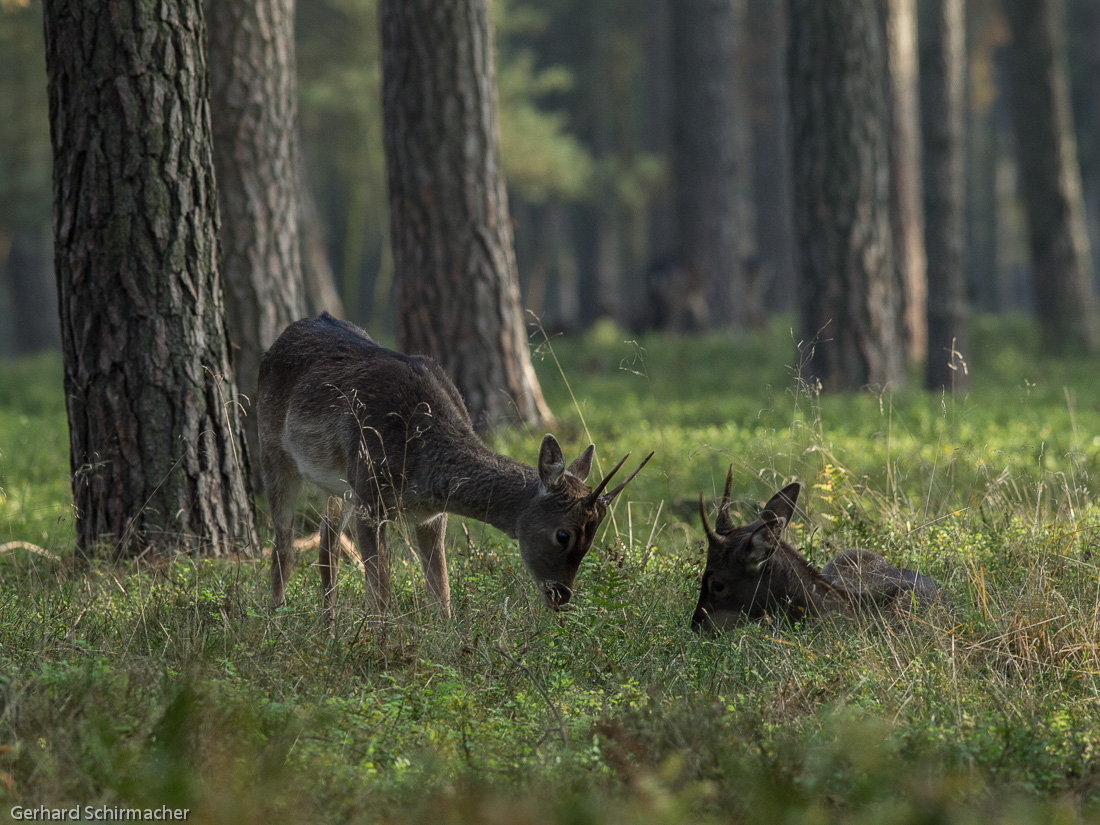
[772,545,851,617]
[423,440,542,538]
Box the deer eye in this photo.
[709,578,727,596]
[555,529,571,547]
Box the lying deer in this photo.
[691,469,941,632]
[257,313,652,623]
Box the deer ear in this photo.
[761,482,800,527]
[538,433,566,490]
[746,512,786,571]
[566,444,595,481]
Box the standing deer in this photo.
[257,313,652,623]
[691,469,941,632]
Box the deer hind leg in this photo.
[355,503,391,619]
[319,495,346,628]
[414,514,451,618]
[262,449,302,610]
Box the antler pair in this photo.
[585,450,655,507]
[700,465,799,544]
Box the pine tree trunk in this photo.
[921,0,970,392]
[882,0,928,364]
[207,0,304,473]
[671,0,744,330]
[43,0,258,558]
[1003,0,1098,354]
[379,0,551,432]
[789,0,906,390]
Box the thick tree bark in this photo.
[379,0,551,432]
[1003,0,1098,354]
[881,0,928,364]
[921,0,970,392]
[43,0,258,557]
[788,0,906,390]
[671,0,744,330]
[207,0,304,474]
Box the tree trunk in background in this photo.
[641,0,708,333]
[1003,0,1098,354]
[671,0,744,330]
[748,0,797,312]
[43,0,258,558]
[965,76,999,313]
[6,224,60,354]
[299,156,345,319]
[1069,0,1100,289]
[881,0,927,364]
[965,3,1014,314]
[576,2,621,329]
[730,0,762,324]
[789,0,905,390]
[920,0,970,392]
[207,0,305,476]
[379,0,551,432]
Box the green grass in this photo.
[1,316,1099,824]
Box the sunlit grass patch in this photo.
[2,318,1100,823]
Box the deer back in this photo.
[258,313,477,503]
[822,548,943,612]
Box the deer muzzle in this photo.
[542,581,573,609]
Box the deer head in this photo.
[691,470,813,631]
[517,434,652,608]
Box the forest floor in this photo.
[1,316,1099,824]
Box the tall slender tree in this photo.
[921,0,970,392]
[1003,0,1098,354]
[207,0,305,472]
[43,0,257,557]
[379,0,551,431]
[671,0,744,330]
[882,0,928,364]
[749,0,797,311]
[789,0,906,389]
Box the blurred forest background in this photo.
[2,0,1099,359]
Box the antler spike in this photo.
[699,492,721,544]
[716,464,735,532]
[600,450,655,503]
[583,452,631,506]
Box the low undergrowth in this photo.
[1,316,1099,824]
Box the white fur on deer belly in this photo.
[293,454,353,496]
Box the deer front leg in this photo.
[355,506,391,618]
[264,451,302,611]
[414,514,452,618]
[319,495,345,628]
